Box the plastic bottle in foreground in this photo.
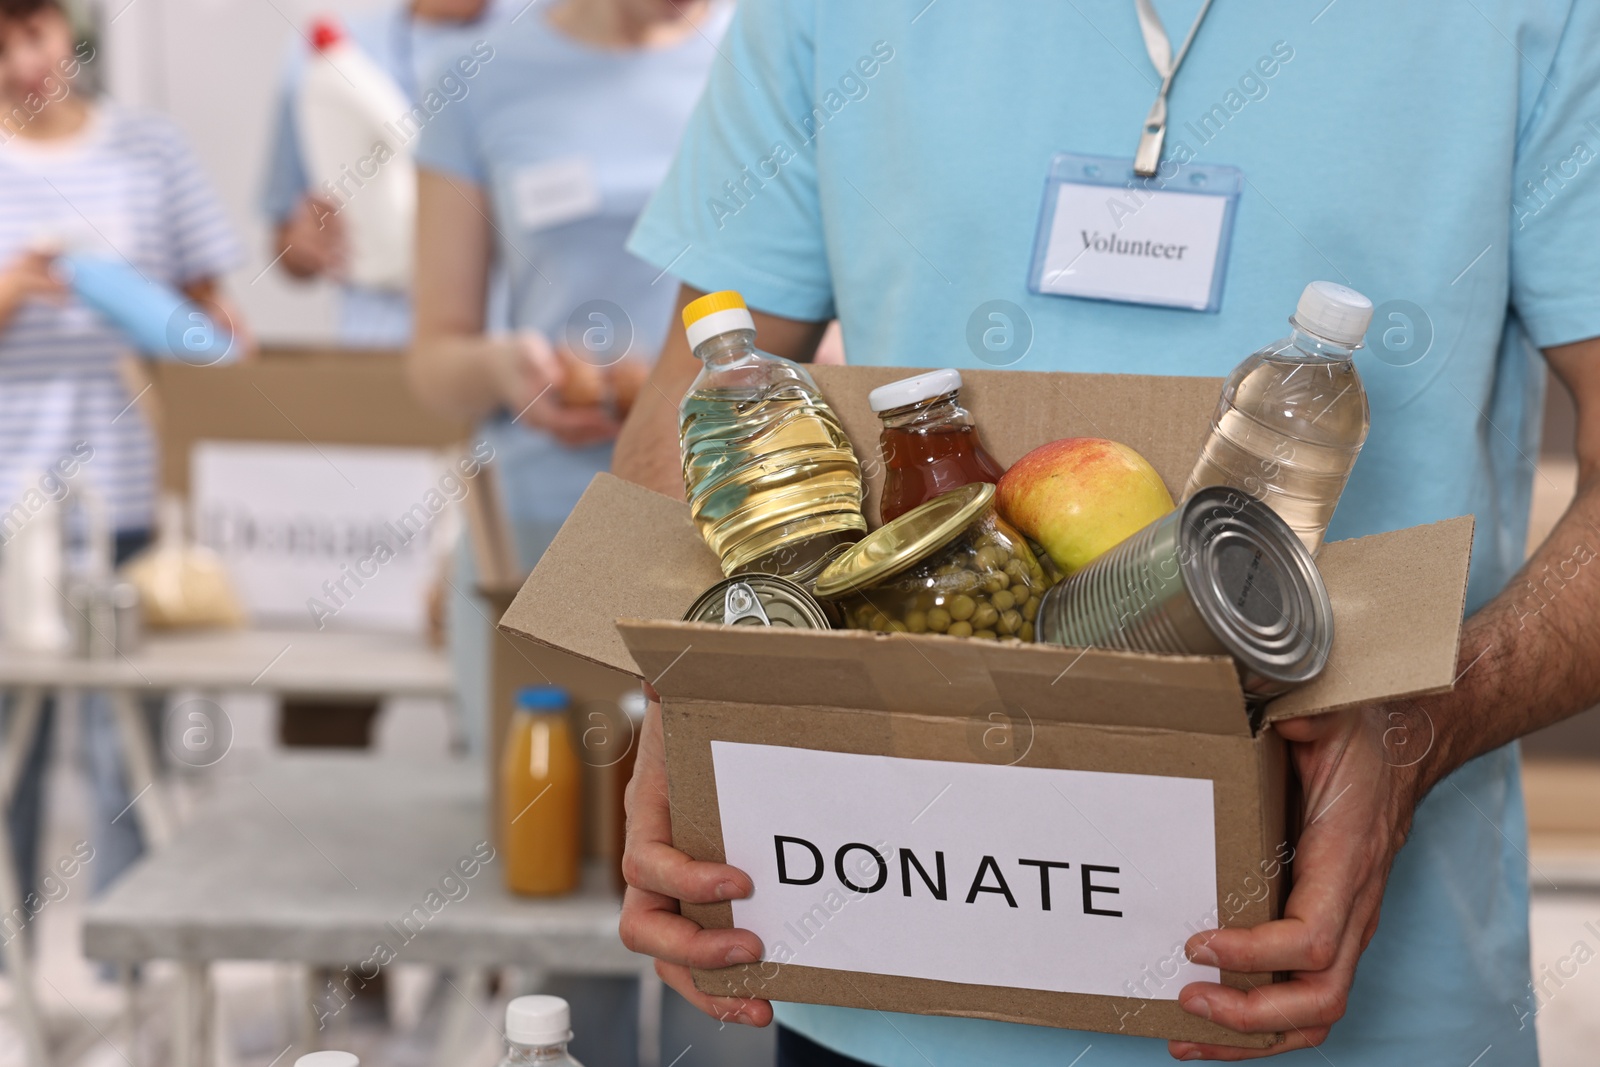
[295,1053,358,1067]
[500,995,585,1066]
[500,686,581,896]
[678,291,866,583]
[1182,281,1373,555]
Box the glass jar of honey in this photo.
[870,369,1005,524]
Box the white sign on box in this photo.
[711,742,1219,999]
[192,442,450,634]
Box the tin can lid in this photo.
[1180,488,1334,688]
[683,575,833,629]
[814,482,993,599]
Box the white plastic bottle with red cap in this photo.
[498,995,584,1065]
[294,18,416,292]
[1183,280,1374,555]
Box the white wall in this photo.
[98,0,393,344]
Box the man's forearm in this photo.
[1421,447,1600,792]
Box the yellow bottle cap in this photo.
[682,290,748,328]
[682,290,756,351]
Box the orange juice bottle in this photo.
[501,686,582,895]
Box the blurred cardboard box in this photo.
[144,348,470,634]
[146,348,638,868]
[498,364,1474,1047]
[144,347,467,495]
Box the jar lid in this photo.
[814,482,993,598]
[867,369,963,413]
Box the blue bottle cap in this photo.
[516,685,569,711]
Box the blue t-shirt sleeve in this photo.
[259,83,310,223]
[626,0,835,321]
[1510,0,1600,349]
[155,119,243,283]
[415,55,486,183]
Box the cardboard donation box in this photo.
[499,365,1474,1047]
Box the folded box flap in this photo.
[618,620,1253,736]
[1262,515,1475,725]
[498,474,721,675]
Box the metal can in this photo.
[1035,486,1333,700]
[684,575,834,630]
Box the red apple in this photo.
[996,438,1175,576]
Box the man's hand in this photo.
[1169,705,1424,1060]
[619,694,773,1027]
[495,332,621,447]
[276,195,346,280]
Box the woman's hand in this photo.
[0,249,66,326]
[496,331,622,447]
[619,692,772,1027]
[276,195,347,281]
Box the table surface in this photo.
[83,755,641,972]
[0,627,452,697]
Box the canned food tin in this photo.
[684,575,834,630]
[1035,486,1333,700]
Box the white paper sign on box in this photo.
[711,741,1220,999]
[192,442,451,634]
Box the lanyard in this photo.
[1132,0,1216,177]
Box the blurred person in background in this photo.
[0,0,241,905]
[409,0,729,776]
[259,0,506,762]
[407,0,772,1063]
[259,0,499,348]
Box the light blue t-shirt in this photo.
[629,1,1600,1063]
[259,4,502,345]
[415,3,731,543]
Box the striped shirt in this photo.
[0,103,240,533]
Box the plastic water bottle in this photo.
[295,18,416,291]
[295,1053,358,1067]
[1183,281,1373,556]
[499,995,585,1066]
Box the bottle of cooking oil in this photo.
[679,291,866,584]
[1183,281,1373,556]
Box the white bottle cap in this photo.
[868,368,963,413]
[506,994,572,1047]
[295,1054,358,1067]
[1291,281,1373,347]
